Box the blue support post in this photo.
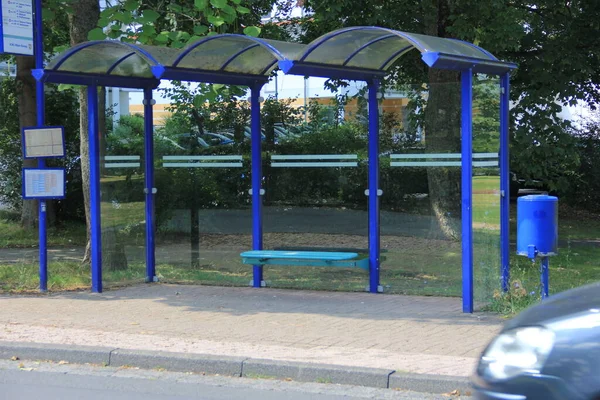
[368,80,381,293]
[34,0,47,292]
[143,88,156,283]
[500,73,510,292]
[541,257,549,299]
[250,83,264,288]
[461,70,474,313]
[88,84,102,293]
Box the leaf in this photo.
[155,33,169,43]
[207,15,225,27]
[231,0,241,4]
[194,0,209,10]
[87,28,107,41]
[243,26,261,37]
[140,9,160,23]
[236,5,250,14]
[193,25,209,35]
[124,0,140,12]
[210,0,228,8]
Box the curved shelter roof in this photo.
[40,27,516,88]
[280,26,515,79]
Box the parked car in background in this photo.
[472,282,600,400]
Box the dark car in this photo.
[472,282,600,400]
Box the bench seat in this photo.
[240,250,369,270]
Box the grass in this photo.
[1,186,599,316]
[0,210,87,248]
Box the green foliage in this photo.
[93,0,267,46]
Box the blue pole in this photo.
[541,257,549,299]
[250,83,263,288]
[88,84,102,293]
[143,88,156,283]
[461,70,474,313]
[500,73,510,292]
[34,0,47,292]
[368,80,381,293]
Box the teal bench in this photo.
[240,250,369,270]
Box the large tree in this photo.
[298,0,600,237]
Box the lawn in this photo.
[1,189,599,315]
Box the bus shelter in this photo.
[36,26,516,312]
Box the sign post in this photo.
[0,0,34,55]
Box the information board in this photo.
[22,126,65,158]
[22,168,66,199]
[0,0,34,56]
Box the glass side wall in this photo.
[262,81,369,291]
[378,81,463,296]
[472,75,501,303]
[153,82,252,286]
[101,87,147,286]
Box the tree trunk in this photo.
[69,0,100,263]
[424,69,462,240]
[16,55,38,229]
[423,0,462,240]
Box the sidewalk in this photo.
[0,284,502,379]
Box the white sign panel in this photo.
[23,126,65,158]
[0,0,34,55]
[23,168,65,199]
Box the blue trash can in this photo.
[517,195,558,257]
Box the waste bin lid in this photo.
[518,195,558,202]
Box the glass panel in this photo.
[178,37,256,71]
[261,81,368,291]
[154,82,252,286]
[472,75,501,303]
[346,36,411,70]
[303,29,389,66]
[54,45,133,74]
[405,32,495,60]
[223,45,277,75]
[262,39,307,60]
[379,80,463,296]
[101,93,147,287]
[110,54,155,78]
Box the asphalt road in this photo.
[0,360,461,400]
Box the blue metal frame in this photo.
[461,70,474,313]
[368,80,381,293]
[88,84,102,293]
[541,257,549,299]
[34,0,47,292]
[500,73,510,292]
[21,168,66,199]
[279,61,386,81]
[143,88,156,283]
[250,83,264,288]
[39,70,160,89]
[160,68,269,87]
[22,125,66,159]
[421,52,517,75]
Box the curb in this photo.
[0,341,471,394]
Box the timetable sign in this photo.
[22,168,66,199]
[22,126,65,158]
[0,0,34,56]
